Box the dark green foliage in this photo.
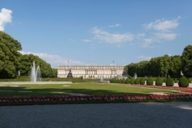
[166,78,174,86]
[0,31,22,78]
[134,78,140,84]
[128,78,134,84]
[0,32,57,78]
[124,55,182,78]
[139,78,145,85]
[120,79,126,84]
[110,78,125,84]
[148,55,172,77]
[124,78,129,84]
[181,45,192,77]
[173,78,179,83]
[125,78,133,84]
[18,54,56,78]
[156,77,164,86]
[169,56,181,77]
[109,79,117,83]
[147,78,153,85]
[126,61,149,77]
[52,68,57,77]
[179,77,189,87]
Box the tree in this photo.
[126,63,137,77]
[0,31,56,78]
[0,31,22,78]
[169,56,181,78]
[148,57,161,76]
[125,55,182,78]
[181,45,192,77]
[137,61,149,77]
[159,55,171,77]
[149,55,171,77]
[18,54,56,78]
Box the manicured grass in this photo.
[0,82,180,96]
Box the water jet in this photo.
[30,61,41,82]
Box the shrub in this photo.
[156,77,164,86]
[173,78,179,83]
[125,79,129,84]
[166,78,174,86]
[179,77,189,87]
[110,79,115,83]
[120,79,126,83]
[110,79,120,83]
[147,78,153,85]
[126,78,134,84]
[134,79,140,84]
[130,79,134,84]
[140,78,145,85]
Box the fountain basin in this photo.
[0,81,72,86]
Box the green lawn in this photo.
[0,82,180,96]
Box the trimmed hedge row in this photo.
[0,94,191,105]
[110,77,190,87]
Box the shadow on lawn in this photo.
[0,87,26,91]
[0,86,147,96]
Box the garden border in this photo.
[0,94,191,106]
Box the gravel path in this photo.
[0,102,192,128]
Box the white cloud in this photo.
[108,24,121,28]
[0,8,12,31]
[20,51,82,67]
[154,32,176,41]
[92,27,134,44]
[86,17,179,47]
[145,18,179,31]
[140,32,177,48]
[140,17,180,47]
[137,32,177,48]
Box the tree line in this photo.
[124,45,192,78]
[0,31,57,78]
[1,31,191,79]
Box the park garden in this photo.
[0,31,192,105]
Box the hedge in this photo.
[179,77,189,87]
[156,77,164,86]
[147,78,153,85]
[166,78,174,86]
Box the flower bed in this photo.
[0,94,192,106]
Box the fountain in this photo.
[30,61,41,82]
[0,61,71,85]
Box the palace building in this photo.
[57,65,124,79]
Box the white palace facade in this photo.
[57,65,124,79]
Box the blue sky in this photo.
[0,0,192,67]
